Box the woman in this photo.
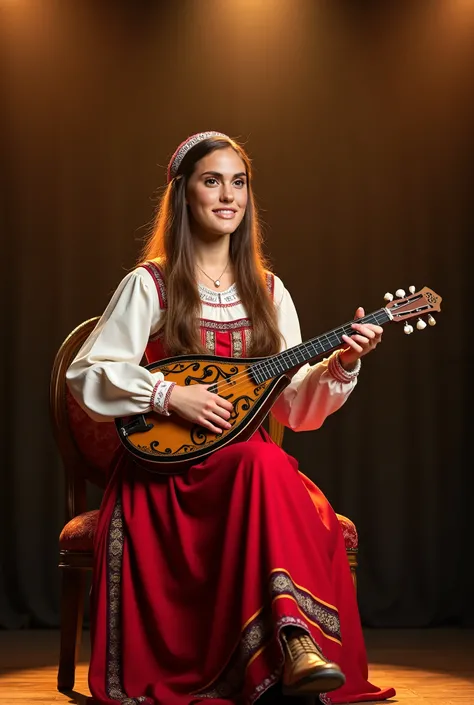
[67,131,395,705]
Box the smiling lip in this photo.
[213,209,237,219]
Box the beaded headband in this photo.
[167,131,229,183]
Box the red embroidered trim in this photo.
[163,382,176,414]
[199,317,252,332]
[265,271,275,299]
[150,380,161,409]
[142,261,167,309]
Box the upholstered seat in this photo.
[336,513,358,551]
[59,510,99,552]
[51,317,359,692]
[59,508,359,554]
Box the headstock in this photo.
[383,286,442,334]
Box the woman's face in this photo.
[185,147,248,238]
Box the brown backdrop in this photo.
[1,0,472,629]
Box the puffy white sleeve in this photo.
[270,278,359,432]
[66,267,167,422]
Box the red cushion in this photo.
[59,509,98,551]
[59,510,358,553]
[336,513,358,550]
[66,388,120,475]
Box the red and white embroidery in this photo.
[265,271,275,299]
[151,380,176,415]
[199,318,252,332]
[143,271,278,359]
[143,261,167,309]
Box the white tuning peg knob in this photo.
[409,286,416,294]
[416,318,427,330]
[395,289,406,298]
[404,323,414,335]
[384,292,394,302]
[428,315,436,326]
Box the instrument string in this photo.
[181,310,389,400]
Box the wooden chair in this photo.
[50,317,359,692]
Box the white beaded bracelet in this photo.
[328,351,361,383]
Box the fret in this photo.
[279,350,291,368]
[281,349,293,365]
[252,368,265,385]
[309,340,324,357]
[274,357,285,373]
[295,348,305,363]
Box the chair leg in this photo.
[347,551,358,592]
[57,568,86,692]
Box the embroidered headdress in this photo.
[167,131,229,183]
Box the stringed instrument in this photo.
[115,286,441,473]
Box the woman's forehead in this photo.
[195,147,246,175]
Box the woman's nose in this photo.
[220,185,234,202]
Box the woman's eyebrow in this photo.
[200,170,247,178]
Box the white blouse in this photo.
[66,266,359,432]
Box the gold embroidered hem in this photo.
[193,569,341,703]
[106,498,150,705]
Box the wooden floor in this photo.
[0,628,473,704]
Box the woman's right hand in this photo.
[168,384,234,434]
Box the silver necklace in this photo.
[196,261,229,288]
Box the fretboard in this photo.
[251,308,391,384]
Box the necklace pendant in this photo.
[214,280,221,288]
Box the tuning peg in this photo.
[428,315,436,326]
[384,292,394,302]
[416,318,427,330]
[404,323,414,335]
[395,288,406,298]
[409,286,416,294]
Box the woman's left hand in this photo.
[339,307,383,371]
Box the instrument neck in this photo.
[251,308,391,384]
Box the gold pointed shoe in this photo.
[282,632,346,696]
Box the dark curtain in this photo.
[1,0,473,629]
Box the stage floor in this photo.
[0,628,473,704]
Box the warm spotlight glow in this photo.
[440,0,474,26]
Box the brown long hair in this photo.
[138,136,282,357]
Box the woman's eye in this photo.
[234,179,245,188]
[204,178,218,186]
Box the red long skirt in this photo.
[88,429,395,705]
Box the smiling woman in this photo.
[140,132,284,361]
[188,155,248,234]
[186,150,248,286]
[65,132,393,705]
